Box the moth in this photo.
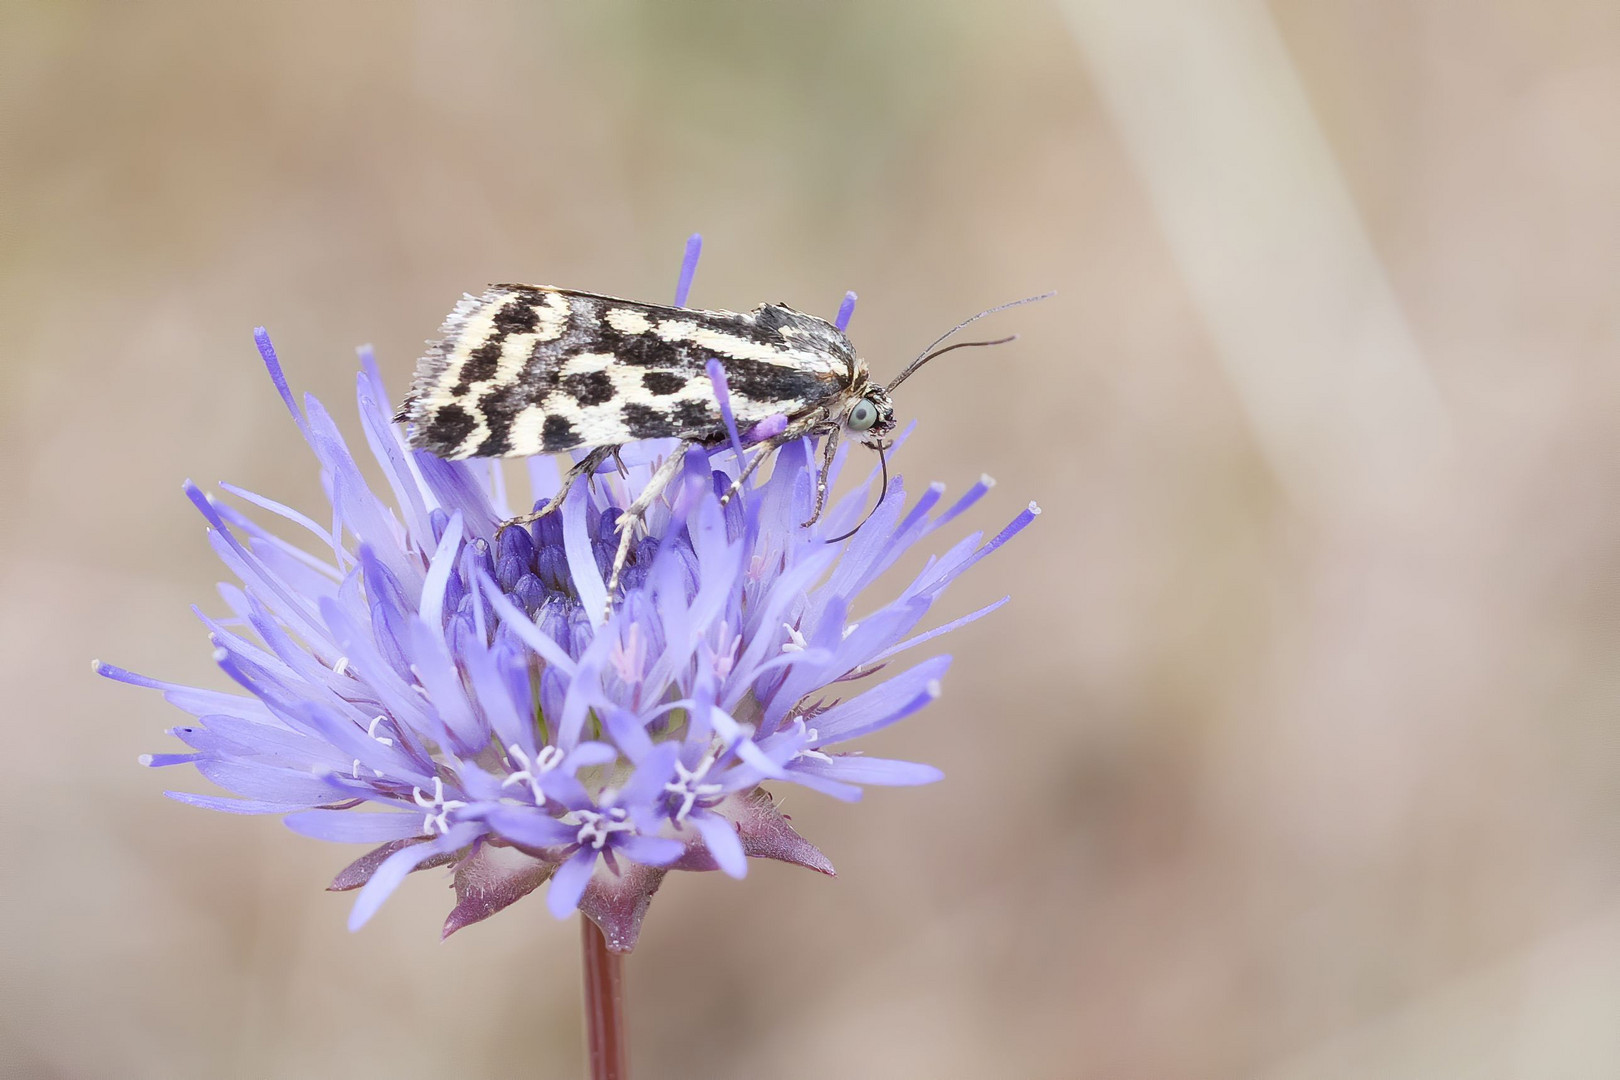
[397,283,1044,604]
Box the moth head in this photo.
[844,386,895,444]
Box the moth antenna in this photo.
[888,335,1017,393]
[886,291,1054,393]
[826,442,889,543]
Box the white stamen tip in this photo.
[90,659,102,672]
[928,481,947,494]
[211,648,228,663]
[137,754,154,766]
[925,679,943,697]
[980,474,996,488]
[1027,501,1041,515]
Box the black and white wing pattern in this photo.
[399,286,858,459]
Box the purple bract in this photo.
[100,247,1038,950]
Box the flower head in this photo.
[101,247,1038,950]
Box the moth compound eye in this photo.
[848,399,879,431]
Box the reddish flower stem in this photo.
[581,916,629,1080]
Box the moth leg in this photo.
[801,424,841,528]
[498,446,616,533]
[604,440,695,614]
[717,447,772,508]
[719,413,827,509]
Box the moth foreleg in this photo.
[801,423,841,528]
[605,440,695,616]
[498,445,616,534]
[718,412,829,510]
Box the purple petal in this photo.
[94,661,266,719]
[692,812,747,878]
[616,742,680,807]
[745,414,788,444]
[483,805,576,851]
[218,482,338,556]
[547,849,598,918]
[536,768,592,812]
[142,752,200,767]
[567,742,619,770]
[792,755,943,786]
[302,395,408,580]
[809,655,949,744]
[356,355,433,542]
[329,838,449,892]
[728,547,843,709]
[317,595,436,736]
[405,621,485,752]
[454,760,509,803]
[255,328,306,433]
[826,479,910,595]
[601,707,655,762]
[782,769,864,802]
[456,638,529,753]
[190,487,326,645]
[834,290,857,332]
[285,809,425,843]
[417,510,464,631]
[674,233,702,306]
[348,821,483,930]
[927,473,997,533]
[409,451,501,537]
[705,358,747,461]
[562,485,608,627]
[195,760,342,805]
[868,596,1009,664]
[914,502,1041,596]
[711,714,786,778]
[616,834,684,868]
[475,571,578,675]
[163,791,308,814]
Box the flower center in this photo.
[566,806,634,850]
[503,742,565,802]
[412,777,467,836]
[664,754,725,822]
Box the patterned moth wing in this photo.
[400,285,859,460]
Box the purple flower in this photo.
[100,248,1039,950]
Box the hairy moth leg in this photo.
[718,411,830,510]
[802,424,841,528]
[604,440,696,615]
[498,445,617,533]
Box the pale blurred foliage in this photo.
[2,2,1617,1078]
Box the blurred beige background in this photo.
[4,2,1618,1078]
